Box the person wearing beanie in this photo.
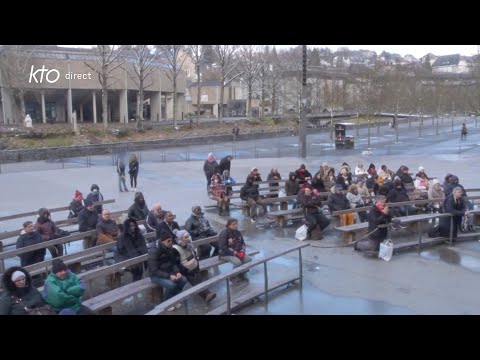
[78,199,99,249]
[173,230,217,304]
[148,230,189,310]
[327,183,354,228]
[68,190,85,219]
[428,178,444,214]
[295,164,312,186]
[203,153,219,190]
[43,259,94,315]
[86,184,104,215]
[0,266,48,315]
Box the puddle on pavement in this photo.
[420,246,480,272]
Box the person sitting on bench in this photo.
[298,187,330,239]
[327,184,355,226]
[185,206,218,260]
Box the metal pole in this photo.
[226,279,232,315]
[449,216,454,245]
[436,119,439,135]
[298,248,304,288]
[367,119,371,149]
[299,45,307,158]
[264,262,269,311]
[451,117,454,133]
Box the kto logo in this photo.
[29,65,60,84]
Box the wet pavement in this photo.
[1,118,480,314]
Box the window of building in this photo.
[46,102,56,120]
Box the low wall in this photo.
[0,130,293,164]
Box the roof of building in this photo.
[432,54,460,67]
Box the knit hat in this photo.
[74,190,83,200]
[51,259,67,274]
[432,179,440,186]
[159,232,173,242]
[418,166,425,172]
[84,198,94,207]
[176,230,191,246]
[11,271,26,282]
[251,167,258,172]
[91,184,99,192]
[191,205,201,213]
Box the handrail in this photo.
[146,243,310,315]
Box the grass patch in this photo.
[11,136,76,148]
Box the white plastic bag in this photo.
[378,239,394,261]
[295,224,308,241]
[278,189,286,198]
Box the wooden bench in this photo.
[266,208,304,228]
[82,249,260,315]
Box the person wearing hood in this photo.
[388,180,415,217]
[172,230,216,303]
[0,267,48,315]
[115,218,148,281]
[78,199,99,249]
[415,166,429,181]
[339,162,352,183]
[203,153,219,189]
[327,184,355,227]
[85,184,104,215]
[128,192,149,221]
[311,172,326,193]
[336,167,351,190]
[185,206,218,260]
[34,208,64,258]
[285,172,300,209]
[16,221,46,267]
[396,166,413,185]
[443,173,453,194]
[355,164,367,179]
[318,161,331,181]
[298,188,331,239]
[68,190,84,218]
[43,259,94,315]
[208,173,230,216]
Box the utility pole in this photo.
[299,45,307,158]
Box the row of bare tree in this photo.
[1,45,479,131]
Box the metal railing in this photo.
[145,243,310,315]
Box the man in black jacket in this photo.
[78,199,99,249]
[16,221,46,267]
[148,233,189,310]
[298,188,330,239]
[185,206,218,260]
[439,187,470,241]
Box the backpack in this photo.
[240,184,248,201]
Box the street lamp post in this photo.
[299,45,307,158]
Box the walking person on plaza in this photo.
[203,153,219,189]
[232,123,240,141]
[129,153,139,192]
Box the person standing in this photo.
[461,123,468,140]
[219,155,233,175]
[117,156,129,192]
[232,123,240,141]
[203,153,219,189]
[129,153,139,192]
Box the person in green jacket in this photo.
[43,259,94,315]
[0,266,49,315]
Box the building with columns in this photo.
[0,46,186,124]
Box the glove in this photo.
[235,251,245,260]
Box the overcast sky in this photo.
[58,45,479,59]
[275,45,479,59]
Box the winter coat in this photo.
[219,156,232,174]
[43,270,85,313]
[146,209,166,233]
[185,215,215,240]
[297,191,323,214]
[78,207,99,232]
[0,266,46,315]
[68,199,84,218]
[218,228,246,257]
[16,230,46,267]
[117,159,126,176]
[327,193,351,212]
[34,217,59,241]
[115,220,148,262]
[85,190,104,215]
[129,160,139,175]
[128,194,149,221]
[173,244,199,275]
[285,173,300,196]
[96,217,119,244]
[156,221,180,242]
[148,243,180,279]
[203,160,219,180]
[368,204,392,243]
[310,175,325,193]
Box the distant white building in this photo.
[432,54,471,74]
